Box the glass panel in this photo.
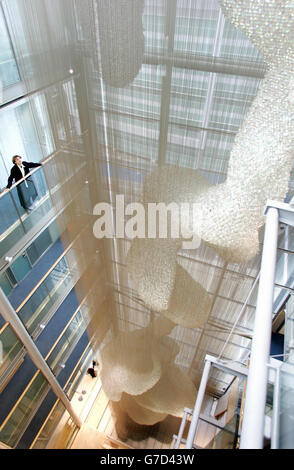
[174,2,219,56]
[18,282,50,333]
[285,295,294,361]
[20,172,53,233]
[31,94,55,157]
[0,169,53,260]
[10,251,31,283]
[0,324,23,376]
[204,418,237,449]
[64,347,93,399]
[26,243,39,266]
[45,85,68,145]
[48,220,61,245]
[208,74,261,133]
[275,251,294,291]
[170,69,208,128]
[45,259,72,306]
[31,400,66,449]
[6,267,17,287]
[0,152,9,191]
[220,19,264,62]
[16,241,85,335]
[0,190,26,258]
[143,2,166,54]
[278,361,294,449]
[14,102,43,163]
[27,227,52,265]
[0,372,49,448]
[198,379,244,449]
[0,272,13,297]
[0,7,20,87]
[46,310,85,379]
[63,80,81,140]
[0,102,37,173]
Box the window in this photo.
[0,5,20,88]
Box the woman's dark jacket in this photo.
[6,161,42,189]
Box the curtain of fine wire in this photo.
[2,0,111,357]
[2,0,265,396]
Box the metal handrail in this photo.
[0,154,55,198]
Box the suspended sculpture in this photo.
[188,0,294,263]
[97,0,145,88]
[127,0,294,318]
[127,165,212,318]
[117,393,168,425]
[100,316,198,426]
[100,322,180,401]
[133,364,197,418]
[113,361,197,426]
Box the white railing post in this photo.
[185,359,212,448]
[175,409,188,449]
[240,207,279,448]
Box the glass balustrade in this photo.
[0,372,50,448]
[275,294,294,448]
[0,166,52,259]
[64,346,93,400]
[0,231,92,385]
[0,189,27,258]
[204,415,239,449]
[31,347,93,449]
[201,379,244,449]
[46,311,86,379]
[17,235,90,336]
[284,295,294,361]
[278,360,294,449]
[0,311,91,447]
[0,324,24,380]
[30,400,66,449]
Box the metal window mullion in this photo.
[198,10,226,155]
[185,358,212,448]
[157,0,177,166]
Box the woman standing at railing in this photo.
[4,155,43,212]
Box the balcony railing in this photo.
[0,134,88,269]
[0,274,102,448]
